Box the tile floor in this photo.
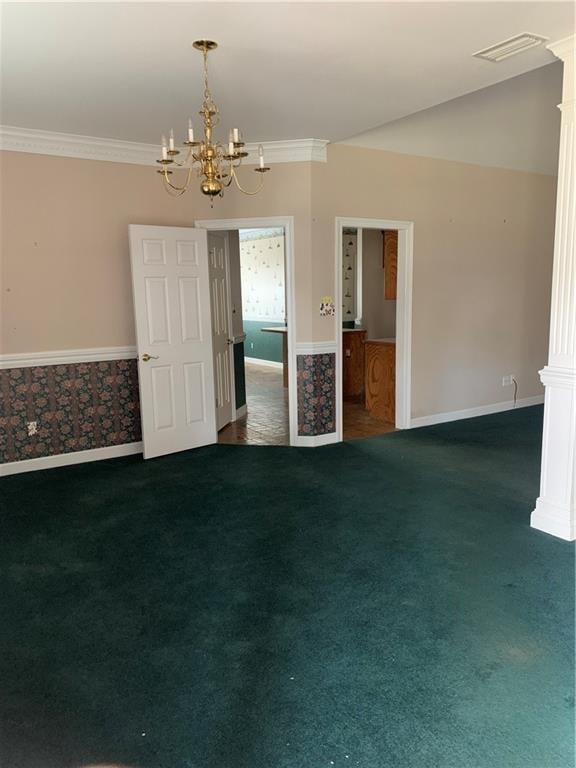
[343,400,396,440]
[218,361,394,445]
[218,362,289,445]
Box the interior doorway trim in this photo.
[335,217,414,439]
[195,216,296,445]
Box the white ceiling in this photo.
[342,62,563,174]
[0,2,573,147]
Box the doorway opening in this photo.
[196,217,296,446]
[335,218,413,441]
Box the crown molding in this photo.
[0,127,158,166]
[0,126,328,165]
[547,34,575,61]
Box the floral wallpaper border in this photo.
[1,352,337,461]
[0,359,141,464]
[296,353,336,436]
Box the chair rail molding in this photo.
[295,341,338,356]
[0,346,138,369]
[0,126,328,165]
[531,34,576,542]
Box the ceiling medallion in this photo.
[156,40,270,204]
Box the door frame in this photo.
[195,216,296,446]
[207,230,236,428]
[335,217,414,439]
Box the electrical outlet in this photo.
[250,342,254,350]
[27,421,38,436]
[502,375,514,386]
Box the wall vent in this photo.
[473,33,549,62]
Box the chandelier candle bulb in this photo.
[161,135,168,160]
[233,128,240,143]
[187,119,194,142]
[169,130,175,151]
[228,141,235,156]
[259,145,265,168]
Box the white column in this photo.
[531,35,576,541]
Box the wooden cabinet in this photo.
[342,330,366,400]
[365,340,395,423]
[383,230,398,300]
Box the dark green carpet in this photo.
[0,406,573,768]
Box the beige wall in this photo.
[1,144,556,420]
[312,144,556,418]
[0,151,312,352]
[361,228,396,340]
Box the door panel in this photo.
[183,362,206,424]
[129,225,217,459]
[208,232,234,431]
[178,277,202,342]
[151,366,175,430]
[145,277,171,344]
[142,239,166,265]
[176,240,199,265]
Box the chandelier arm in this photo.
[165,147,196,170]
[161,165,193,194]
[230,166,265,196]
[219,162,234,188]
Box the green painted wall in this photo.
[243,321,284,363]
[233,342,246,409]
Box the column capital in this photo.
[539,365,576,389]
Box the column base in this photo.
[531,497,576,541]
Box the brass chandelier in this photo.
[156,40,270,202]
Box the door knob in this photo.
[226,338,234,346]
[141,353,159,362]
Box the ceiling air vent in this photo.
[473,33,549,62]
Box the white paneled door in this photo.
[208,232,234,431]
[129,225,217,459]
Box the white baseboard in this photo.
[409,395,544,429]
[0,442,143,476]
[293,432,338,448]
[244,357,283,369]
[235,404,247,419]
[531,498,576,541]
